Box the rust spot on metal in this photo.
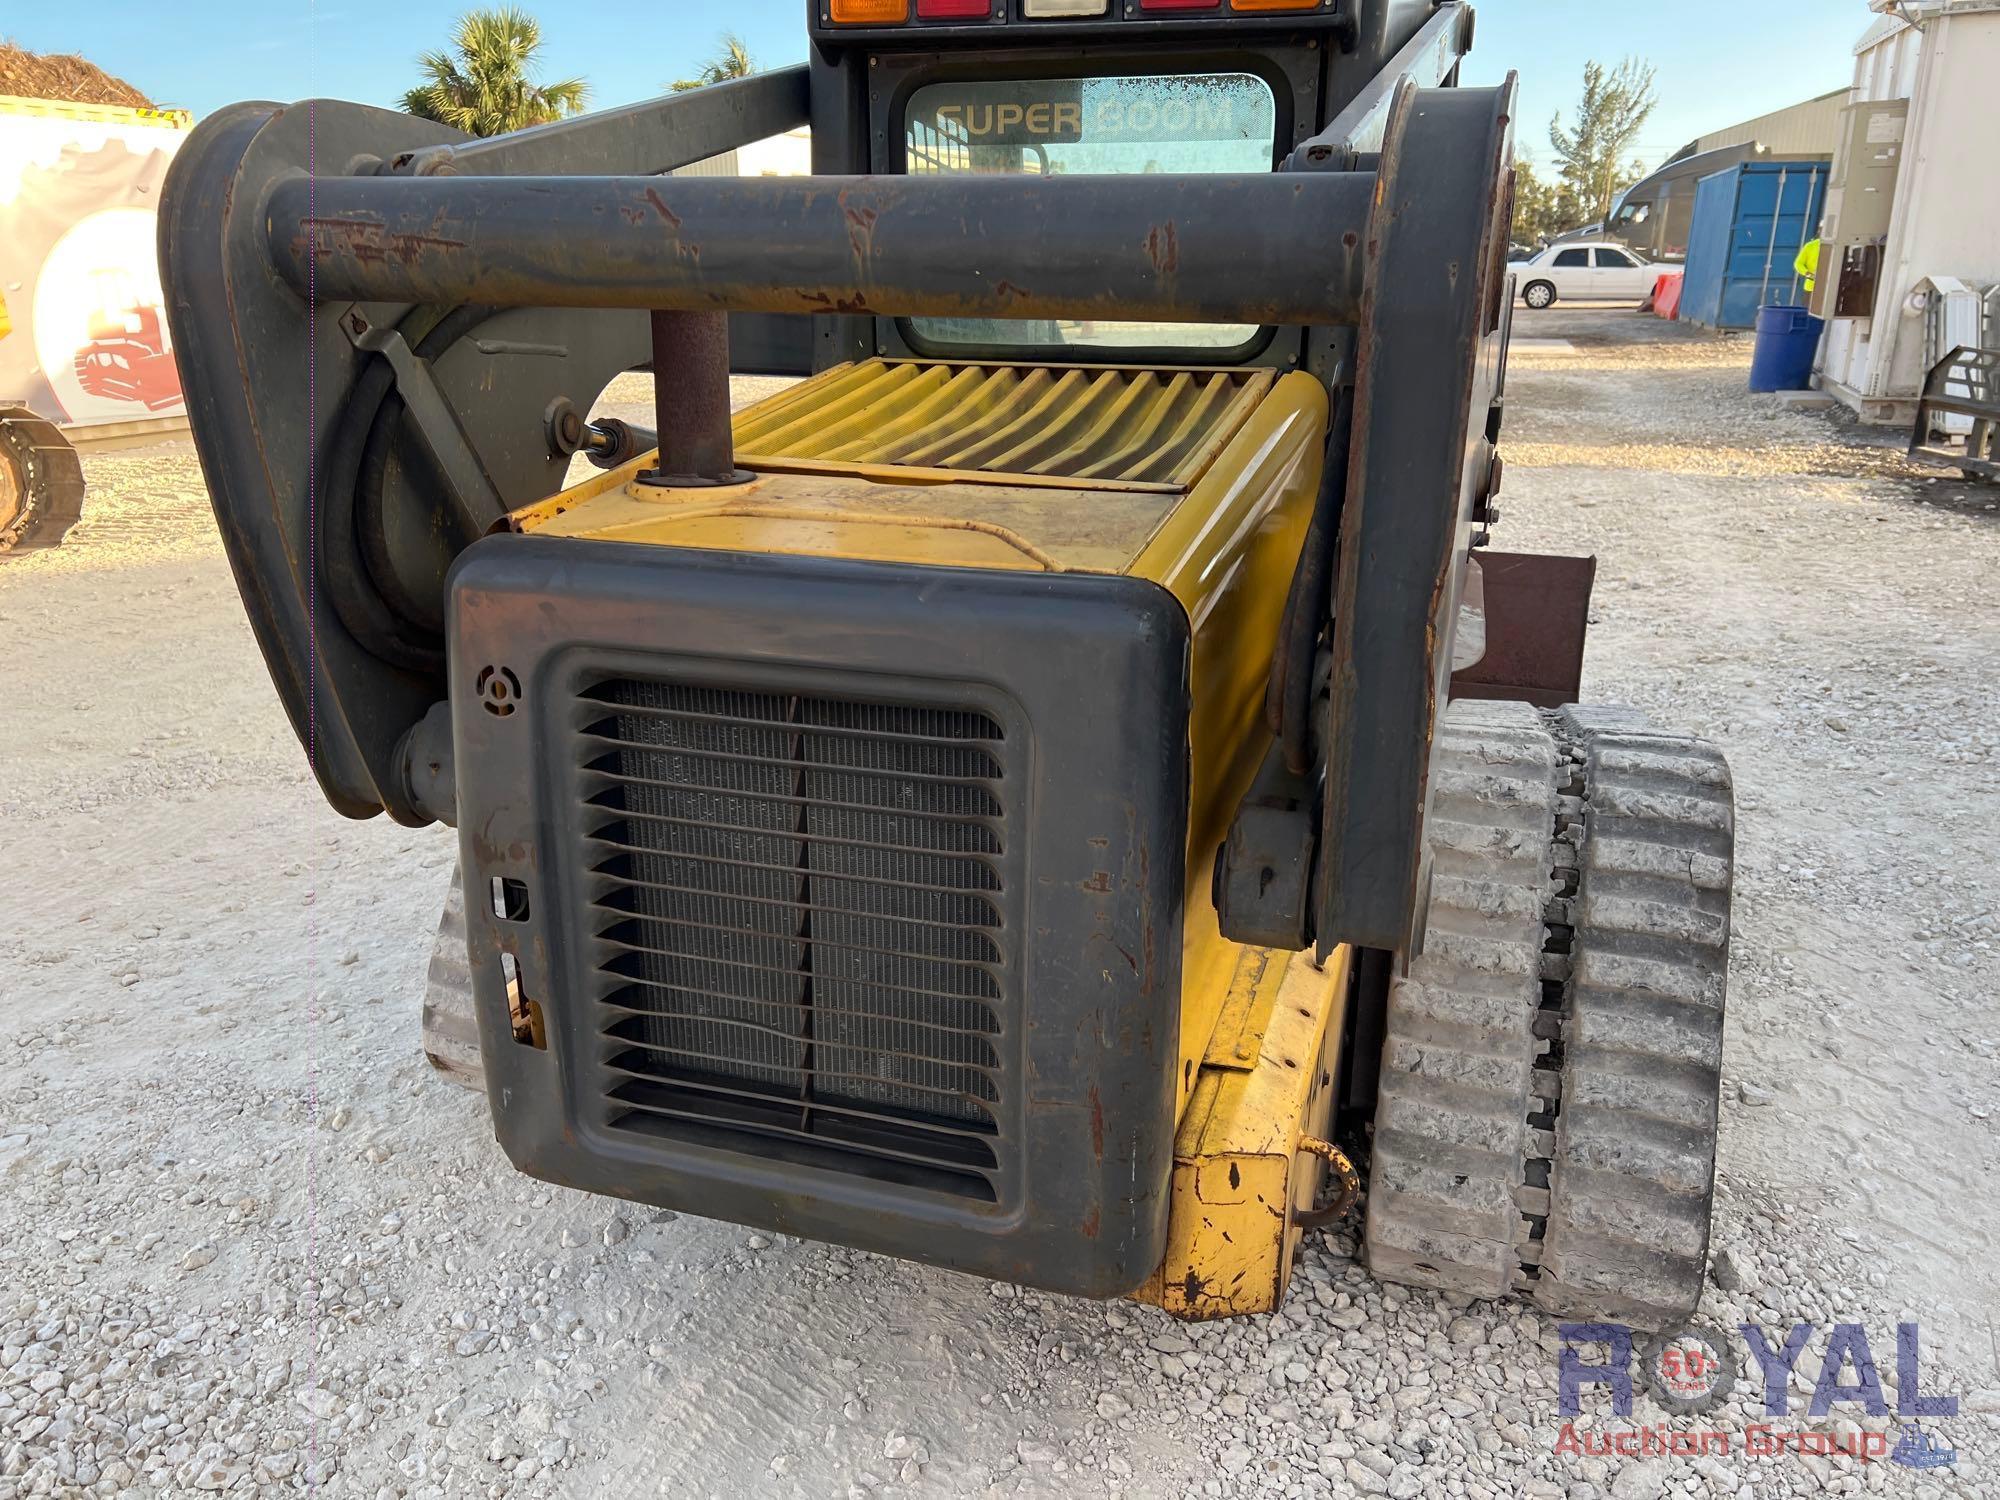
[1079,870,1111,894]
[1140,927,1160,990]
[1144,221,1180,276]
[641,187,683,230]
[1227,1162,1241,1191]
[796,289,873,315]
[1088,1086,1104,1160]
[1181,1268,1207,1304]
[1080,1206,1100,1239]
[299,216,466,267]
[841,195,881,268]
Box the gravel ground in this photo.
[3,308,1998,1498]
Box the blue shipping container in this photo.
[1678,161,1830,331]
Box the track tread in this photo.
[1365,701,1556,1300]
[1531,708,1732,1328]
[1363,701,1733,1331]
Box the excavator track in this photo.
[1364,700,1733,1329]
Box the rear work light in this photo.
[916,0,993,14]
[828,0,909,21]
[1023,0,1109,13]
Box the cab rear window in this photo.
[902,73,1277,353]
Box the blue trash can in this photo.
[1748,304,1825,392]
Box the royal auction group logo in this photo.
[1556,1322,1958,1470]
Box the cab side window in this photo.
[1553,249,1590,268]
[1593,248,1637,268]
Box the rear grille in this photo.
[578,677,1011,1200]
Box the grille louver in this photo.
[579,677,1011,1200]
[732,360,1276,486]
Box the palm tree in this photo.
[670,34,755,94]
[402,8,588,137]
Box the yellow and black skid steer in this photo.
[160,0,1733,1328]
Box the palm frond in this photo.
[401,7,587,137]
[671,30,756,94]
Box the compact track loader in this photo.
[161,0,1734,1329]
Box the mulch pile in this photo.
[0,43,154,107]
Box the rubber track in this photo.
[1366,700,1559,1299]
[422,869,486,1090]
[1530,707,1733,1327]
[1364,700,1733,1331]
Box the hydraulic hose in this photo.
[317,344,440,675]
[316,304,495,674]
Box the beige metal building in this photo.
[1678,89,1849,161]
[675,126,813,180]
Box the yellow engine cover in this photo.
[513,357,1340,1316]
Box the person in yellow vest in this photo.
[1795,237,1821,297]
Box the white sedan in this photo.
[1510,241,1656,309]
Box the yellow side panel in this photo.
[1126,371,1329,1122]
[1135,945,1351,1320]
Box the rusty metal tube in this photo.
[265,171,1374,326]
[643,309,741,487]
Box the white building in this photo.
[1816,0,2000,422]
[673,126,813,180]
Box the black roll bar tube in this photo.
[265,170,1376,327]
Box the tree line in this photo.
[1514,58,1659,247]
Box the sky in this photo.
[9,0,1866,175]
